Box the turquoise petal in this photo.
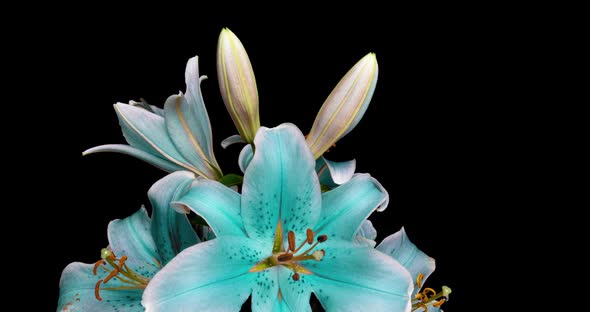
[58,262,143,312]
[241,124,321,247]
[142,236,263,311]
[238,144,254,173]
[315,174,388,241]
[376,227,436,297]
[183,56,216,162]
[305,240,413,312]
[83,144,185,173]
[355,220,378,247]
[107,208,160,274]
[175,178,247,237]
[278,266,312,312]
[250,268,279,312]
[221,134,245,149]
[272,299,293,312]
[316,157,356,186]
[164,94,220,179]
[148,171,199,265]
[357,220,377,240]
[113,103,200,175]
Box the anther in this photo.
[306,229,314,244]
[94,279,103,301]
[317,234,328,243]
[311,250,324,261]
[416,273,424,288]
[433,299,445,307]
[93,260,105,275]
[288,231,296,252]
[423,288,436,297]
[292,273,300,281]
[277,253,293,262]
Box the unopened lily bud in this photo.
[216,28,260,143]
[307,53,378,158]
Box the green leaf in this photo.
[219,173,244,187]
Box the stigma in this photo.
[249,227,328,281]
[92,248,156,301]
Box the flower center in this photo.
[411,273,452,311]
[249,224,328,281]
[92,248,157,301]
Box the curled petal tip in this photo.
[307,53,378,158]
[217,28,260,143]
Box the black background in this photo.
[35,9,519,311]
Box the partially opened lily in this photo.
[142,123,413,311]
[377,227,451,311]
[57,172,203,311]
[84,56,223,180]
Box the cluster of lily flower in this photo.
[58,29,450,312]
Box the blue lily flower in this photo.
[141,123,413,311]
[84,57,223,180]
[375,227,451,311]
[57,172,204,311]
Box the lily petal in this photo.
[107,207,160,273]
[278,266,312,312]
[221,134,245,149]
[183,56,216,163]
[376,227,436,297]
[58,262,143,312]
[164,94,221,180]
[83,144,186,173]
[238,144,254,173]
[306,240,413,312]
[273,299,294,312]
[175,178,246,237]
[241,124,321,247]
[113,103,201,175]
[316,157,356,186]
[355,219,378,247]
[148,171,199,265]
[306,53,378,158]
[315,174,388,241]
[251,268,280,312]
[164,56,221,179]
[142,236,262,311]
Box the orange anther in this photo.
[288,231,296,252]
[306,229,314,244]
[94,279,103,301]
[93,260,105,275]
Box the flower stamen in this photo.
[411,285,452,311]
[416,272,424,288]
[92,248,151,301]
[249,228,328,281]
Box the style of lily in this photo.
[58,172,203,311]
[142,123,413,311]
[373,226,451,311]
[84,56,223,180]
[217,29,377,188]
